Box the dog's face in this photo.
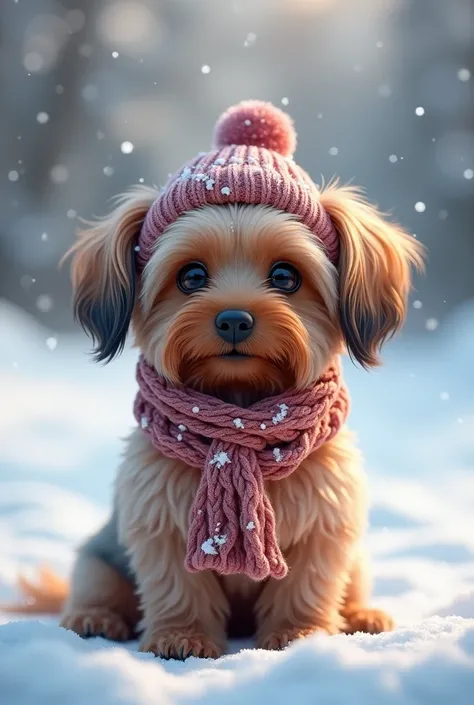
[135,205,339,401]
[66,184,424,403]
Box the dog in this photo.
[8,101,424,658]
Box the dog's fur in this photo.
[9,184,424,657]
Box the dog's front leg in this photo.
[255,436,366,649]
[116,430,229,659]
[255,525,354,649]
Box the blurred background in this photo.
[1,0,473,334]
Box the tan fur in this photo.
[320,182,425,367]
[9,188,419,654]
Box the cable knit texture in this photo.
[137,100,339,269]
[133,356,350,581]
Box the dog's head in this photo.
[64,183,424,403]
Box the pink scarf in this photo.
[133,356,349,581]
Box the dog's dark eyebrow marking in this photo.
[75,247,136,364]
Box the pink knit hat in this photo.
[137,100,339,268]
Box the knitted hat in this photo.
[137,100,339,269]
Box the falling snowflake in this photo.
[329,147,339,156]
[36,112,49,124]
[463,169,473,180]
[415,202,426,213]
[244,32,257,47]
[192,406,200,414]
[458,68,471,82]
[260,423,266,430]
[67,209,77,219]
[50,165,69,183]
[36,295,53,313]
[103,166,114,177]
[201,65,211,74]
[281,97,289,106]
[46,337,57,351]
[121,141,134,154]
[413,300,423,309]
[244,119,252,126]
[389,155,398,163]
[415,106,425,116]
[426,318,439,331]
[209,451,231,469]
[112,51,119,58]
[272,403,289,425]
[440,392,450,401]
[8,171,19,182]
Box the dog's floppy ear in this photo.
[320,182,425,368]
[62,186,157,363]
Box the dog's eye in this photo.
[177,262,209,293]
[268,262,301,293]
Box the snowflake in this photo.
[178,424,187,432]
[177,434,183,441]
[180,167,192,181]
[201,538,218,555]
[273,448,283,463]
[221,186,231,196]
[120,141,134,154]
[192,406,200,413]
[233,418,245,429]
[205,178,215,190]
[213,534,227,546]
[214,158,225,166]
[260,423,266,430]
[246,521,255,531]
[140,416,149,429]
[209,451,231,469]
[230,156,243,164]
[272,403,289,425]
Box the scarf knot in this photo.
[133,356,349,581]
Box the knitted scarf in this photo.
[133,356,349,581]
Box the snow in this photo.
[209,452,230,469]
[272,402,289,425]
[232,418,245,429]
[272,448,283,463]
[1,298,474,703]
[201,538,218,556]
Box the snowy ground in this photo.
[1,298,474,703]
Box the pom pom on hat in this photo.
[213,100,297,157]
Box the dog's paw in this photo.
[343,606,394,635]
[139,631,223,660]
[60,609,131,641]
[257,626,321,650]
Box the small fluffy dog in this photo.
[12,101,424,658]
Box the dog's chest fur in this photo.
[114,427,365,600]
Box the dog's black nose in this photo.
[215,310,254,344]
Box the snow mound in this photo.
[0,618,473,705]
